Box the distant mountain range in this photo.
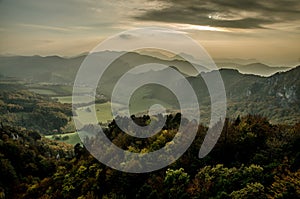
[0,52,299,124]
[0,51,294,84]
[0,51,207,84]
[216,62,291,76]
[0,55,85,83]
[136,50,293,76]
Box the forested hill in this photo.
[0,115,299,198]
[132,66,300,124]
[0,84,73,134]
[215,65,300,104]
[204,66,300,124]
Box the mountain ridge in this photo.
[0,52,296,83]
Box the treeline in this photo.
[0,114,299,198]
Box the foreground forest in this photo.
[0,69,299,198]
[1,113,299,198]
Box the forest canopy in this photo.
[0,114,299,198]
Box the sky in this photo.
[0,0,299,66]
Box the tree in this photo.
[74,143,83,159]
[268,166,300,198]
[230,182,266,199]
[164,168,190,199]
[28,131,41,141]
[190,164,264,198]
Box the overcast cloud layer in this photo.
[0,0,299,65]
[135,0,300,29]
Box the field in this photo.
[48,90,179,146]
[95,102,114,123]
[54,94,163,124]
[28,88,57,95]
[54,95,95,104]
[45,132,80,145]
[45,130,94,145]
[26,84,73,96]
[54,96,73,103]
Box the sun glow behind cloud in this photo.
[208,11,261,21]
[170,23,231,32]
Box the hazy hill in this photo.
[237,63,290,76]
[215,58,258,65]
[216,62,291,76]
[0,52,208,84]
[0,52,293,85]
[0,55,85,83]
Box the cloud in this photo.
[119,33,134,39]
[134,0,300,29]
[19,23,71,32]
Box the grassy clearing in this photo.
[28,88,57,95]
[54,96,95,104]
[45,130,96,146]
[54,96,73,103]
[26,84,73,96]
[73,102,114,125]
[95,102,114,123]
[45,132,80,145]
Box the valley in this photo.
[1,62,299,147]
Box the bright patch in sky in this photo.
[175,24,230,32]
